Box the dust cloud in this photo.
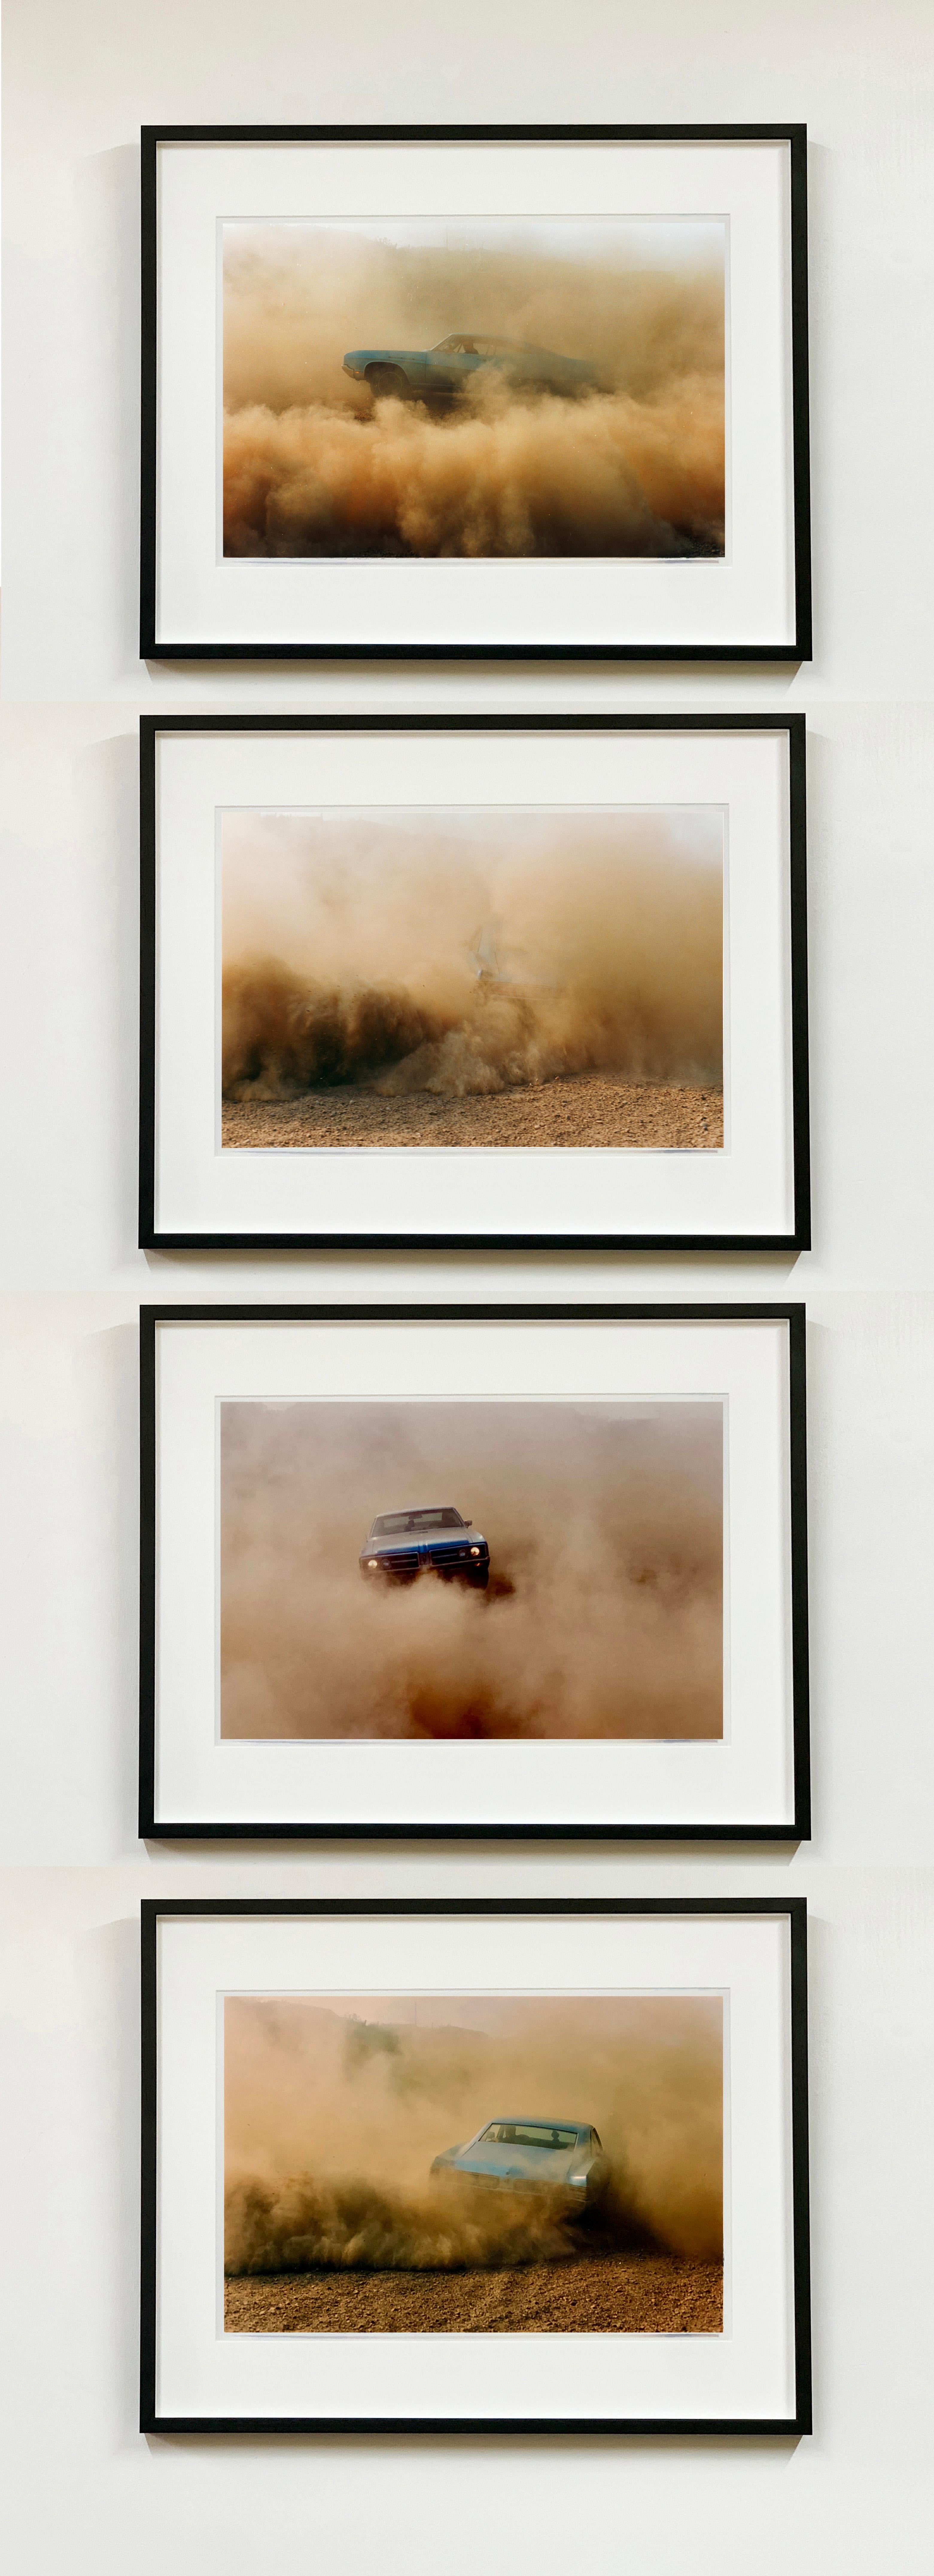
[220,1397,723,1742]
[221,807,723,1108]
[222,220,725,556]
[224,1993,723,2277]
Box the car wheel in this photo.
[365,364,410,399]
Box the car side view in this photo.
[430,2118,610,2209]
[359,1505,490,1588]
[343,334,601,404]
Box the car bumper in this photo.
[432,2166,591,2204]
[359,1556,489,1583]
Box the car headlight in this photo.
[470,1546,481,1557]
[366,1558,378,1570]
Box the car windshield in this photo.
[479,2122,578,2151]
[371,1508,465,1535]
[432,334,528,357]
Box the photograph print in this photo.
[223,212,726,565]
[141,1303,809,1840]
[143,1899,811,2432]
[220,1390,724,1750]
[142,716,808,1251]
[142,127,810,656]
[224,1988,724,2340]
[221,798,724,1158]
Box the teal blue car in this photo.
[343,334,600,404]
[430,2117,609,2209]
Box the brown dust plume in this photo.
[220,1397,723,1743]
[221,807,723,1108]
[223,1993,724,2287]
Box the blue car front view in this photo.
[431,2118,609,2211]
[359,1504,490,1590]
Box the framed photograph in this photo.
[139,713,809,1253]
[141,1896,811,2435]
[139,1302,809,1842]
[141,122,811,662]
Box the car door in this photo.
[425,337,482,395]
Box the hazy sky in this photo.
[226,1992,725,2038]
[224,216,726,269]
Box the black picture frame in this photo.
[138,711,810,1254]
[140,123,811,664]
[140,1894,812,2437]
[139,1300,810,1844]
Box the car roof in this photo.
[436,335,541,352]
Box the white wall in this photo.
[1,1,933,2569]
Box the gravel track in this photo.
[224,2252,723,2336]
[222,1073,724,1152]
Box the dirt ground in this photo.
[221,1072,724,1152]
[224,2251,723,2335]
